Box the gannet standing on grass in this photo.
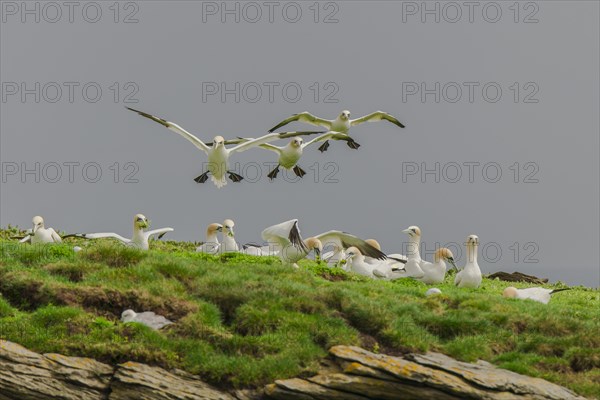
[121,310,173,330]
[388,226,424,280]
[455,235,482,288]
[268,110,405,152]
[502,287,571,304]
[18,216,62,244]
[79,214,173,250]
[343,247,381,278]
[126,107,307,188]
[220,219,239,252]
[261,219,386,269]
[416,248,457,285]
[196,223,222,254]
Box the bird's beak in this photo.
[314,248,321,263]
[402,228,411,234]
[448,258,458,271]
[228,229,234,237]
[32,224,40,233]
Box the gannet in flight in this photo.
[79,214,173,250]
[121,309,173,330]
[220,219,239,252]
[416,248,457,285]
[18,216,62,244]
[268,110,405,152]
[127,107,311,188]
[502,287,571,304]
[261,219,386,268]
[196,223,222,254]
[257,132,355,179]
[455,235,482,288]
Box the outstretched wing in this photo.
[126,107,211,154]
[145,227,174,240]
[262,219,307,252]
[269,112,333,132]
[276,130,327,139]
[258,143,283,154]
[80,232,131,244]
[18,235,32,243]
[302,131,354,148]
[350,111,405,128]
[315,230,387,260]
[230,133,281,153]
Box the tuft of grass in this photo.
[0,234,598,397]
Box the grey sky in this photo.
[1,1,598,286]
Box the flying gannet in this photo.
[257,132,355,179]
[18,216,63,244]
[261,219,386,268]
[455,235,482,289]
[220,219,239,252]
[416,248,457,285]
[502,286,571,304]
[196,223,222,254]
[121,309,173,330]
[126,107,320,188]
[78,214,173,250]
[268,110,405,152]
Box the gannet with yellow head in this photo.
[196,223,223,254]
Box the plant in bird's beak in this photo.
[227,230,234,237]
[314,249,321,263]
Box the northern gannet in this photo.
[416,248,457,285]
[18,216,62,244]
[121,309,173,330]
[258,132,355,179]
[79,214,173,250]
[261,219,386,268]
[425,288,442,296]
[502,287,571,304]
[343,247,391,279]
[268,110,405,152]
[196,223,222,254]
[455,235,482,288]
[388,226,424,280]
[220,219,239,252]
[127,107,308,188]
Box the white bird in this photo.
[387,226,424,280]
[121,309,173,330]
[416,248,457,285]
[257,132,355,180]
[127,107,311,188]
[18,216,62,244]
[220,219,239,252]
[343,247,375,277]
[79,214,173,250]
[261,219,386,268]
[455,235,482,288]
[268,110,405,152]
[196,223,222,254]
[502,286,571,304]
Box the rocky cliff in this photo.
[0,340,585,399]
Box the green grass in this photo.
[0,234,598,397]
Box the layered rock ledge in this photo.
[0,340,585,400]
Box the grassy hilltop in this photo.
[0,232,598,398]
